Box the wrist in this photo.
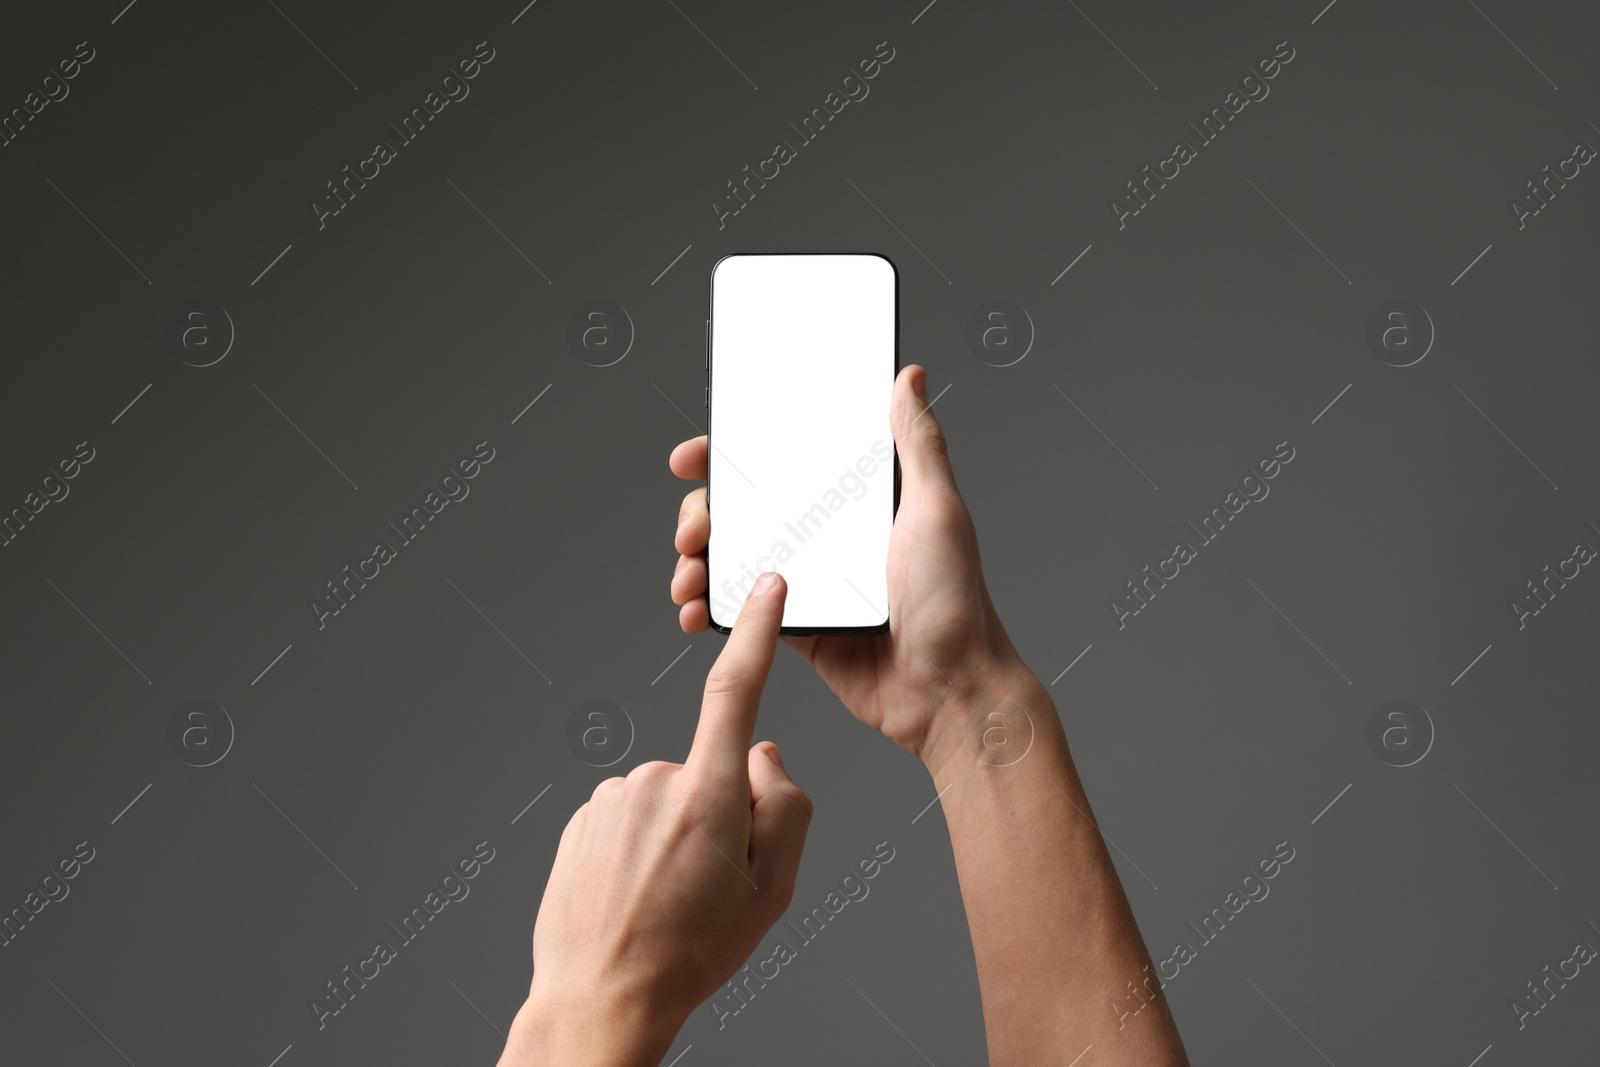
[500,977,685,1067]
[917,651,1061,782]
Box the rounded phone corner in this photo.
[863,252,899,284]
[709,253,750,286]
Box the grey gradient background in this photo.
[1,1,1597,1064]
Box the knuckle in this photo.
[625,760,674,785]
[702,663,749,700]
[679,488,705,520]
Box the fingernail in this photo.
[750,571,779,597]
[763,743,784,768]
[912,371,928,401]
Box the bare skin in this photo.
[498,574,812,1067]
[498,364,1187,1065]
[667,364,1189,1065]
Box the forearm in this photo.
[921,661,1188,1066]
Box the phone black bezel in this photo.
[704,251,901,636]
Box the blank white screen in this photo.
[708,254,896,631]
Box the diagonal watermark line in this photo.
[1051,243,1093,284]
[1066,1045,1093,1067]
[910,382,951,428]
[252,643,294,686]
[651,784,759,889]
[652,644,693,685]
[845,977,938,1066]
[1465,0,1557,89]
[1051,643,1092,685]
[253,782,360,890]
[112,0,141,23]
[1310,383,1351,425]
[1051,383,1159,489]
[663,1046,694,1067]
[512,383,553,424]
[111,783,152,825]
[265,0,359,90]
[45,577,152,684]
[251,243,293,285]
[449,973,541,1067]
[911,782,953,824]
[1245,577,1351,684]
[1246,977,1337,1066]
[652,243,694,285]
[265,1045,293,1067]
[1451,243,1493,285]
[511,0,540,24]
[1451,643,1492,686]
[1065,0,1157,90]
[1453,782,1558,890]
[447,578,552,683]
[252,383,360,490]
[446,976,506,1037]
[44,176,151,285]
[446,178,552,282]
[512,783,553,824]
[1310,0,1339,24]
[664,0,757,89]
[1244,176,1351,285]
[845,177,952,284]
[1451,383,1557,489]
[45,978,138,1067]
[1311,782,1352,825]
[911,0,939,23]
[1465,1044,1492,1067]
[1054,783,1159,890]
[653,382,706,435]
[652,382,757,489]
[111,383,153,425]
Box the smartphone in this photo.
[705,253,899,635]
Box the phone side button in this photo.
[704,387,708,409]
[705,320,710,370]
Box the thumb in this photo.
[748,742,812,894]
[892,365,961,505]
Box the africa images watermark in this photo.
[1509,922,1598,1032]
[0,840,96,949]
[0,440,96,550]
[1508,133,1596,230]
[708,840,897,1030]
[0,38,96,148]
[1110,441,1297,629]
[707,438,895,620]
[1112,840,1297,1033]
[313,41,498,230]
[712,40,897,230]
[311,441,497,629]
[309,840,496,1029]
[1511,520,1598,631]
[1109,40,1298,230]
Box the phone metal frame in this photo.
[704,251,901,636]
